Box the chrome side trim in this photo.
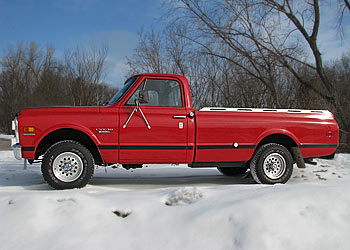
[199,107,330,114]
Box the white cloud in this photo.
[78,30,138,87]
[318,4,350,60]
[105,60,131,88]
[318,28,350,60]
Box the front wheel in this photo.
[41,140,94,190]
[250,143,293,184]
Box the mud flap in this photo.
[290,147,306,168]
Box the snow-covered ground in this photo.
[0,134,14,140]
[0,149,350,250]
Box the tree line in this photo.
[0,42,118,134]
[126,0,350,150]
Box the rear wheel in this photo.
[217,166,248,176]
[41,140,94,190]
[250,143,293,184]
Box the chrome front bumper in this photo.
[12,143,22,160]
[12,117,22,160]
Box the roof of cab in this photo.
[134,73,185,79]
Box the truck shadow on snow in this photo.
[0,171,49,190]
[0,173,255,190]
[89,173,255,188]
[0,163,255,190]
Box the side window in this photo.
[126,79,183,107]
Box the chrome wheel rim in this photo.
[263,153,286,179]
[53,152,83,182]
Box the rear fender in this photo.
[255,129,300,147]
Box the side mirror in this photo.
[138,90,149,104]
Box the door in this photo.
[119,77,188,163]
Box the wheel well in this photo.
[35,128,104,165]
[257,134,297,150]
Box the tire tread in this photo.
[250,143,293,184]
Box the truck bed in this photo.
[194,107,338,163]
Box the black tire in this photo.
[250,143,293,184]
[217,166,248,176]
[41,140,94,190]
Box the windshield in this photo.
[108,77,139,105]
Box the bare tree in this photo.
[64,44,109,106]
[341,0,350,11]
[337,0,350,37]
[0,42,44,133]
[170,0,339,107]
[0,42,116,133]
[126,29,167,75]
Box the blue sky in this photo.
[0,0,165,86]
[0,0,349,87]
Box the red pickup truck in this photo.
[12,73,339,189]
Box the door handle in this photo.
[172,115,186,119]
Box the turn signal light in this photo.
[24,127,35,133]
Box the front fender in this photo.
[34,124,101,150]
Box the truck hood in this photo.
[20,106,100,115]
